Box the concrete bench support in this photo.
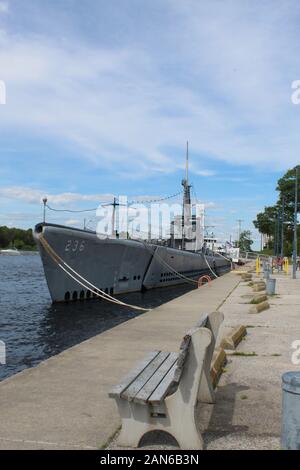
[109,311,224,449]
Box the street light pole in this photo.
[237,219,243,247]
[42,197,48,224]
[293,166,298,279]
[280,196,285,257]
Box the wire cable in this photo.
[45,190,184,214]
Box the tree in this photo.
[0,226,36,250]
[253,165,300,255]
[239,230,253,252]
[276,165,300,224]
[253,206,278,237]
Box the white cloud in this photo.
[65,218,81,226]
[194,170,216,177]
[0,2,8,14]
[0,186,185,206]
[0,186,113,205]
[204,202,219,209]
[0,0,300,180]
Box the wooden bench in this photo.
[109,311,224,449]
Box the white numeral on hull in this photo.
[65,240,86,253]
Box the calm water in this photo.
[0,254,195,382]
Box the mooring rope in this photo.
[202,251,218,279]
[141,240,220,285]
[141,241,199,285]
[213,250,233,270]
[40,235,118,302]
[38,235,149,312]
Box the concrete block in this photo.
[210,349,227,389]
[220,325,247,350]
[253,283,266,292]
[249,300,270,314]
[250,294,268,304]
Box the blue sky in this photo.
[0,0,300,248]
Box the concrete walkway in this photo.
[199,269,300,450]
[0,271,240,450]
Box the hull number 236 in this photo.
[65,239,86,253]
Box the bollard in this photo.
[281,372,300,450]
[263,269,270,280]
[266,277,276,295]
[255,257,260,275]
[284,257,289,275]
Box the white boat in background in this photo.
[0,248,21,256]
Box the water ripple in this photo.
[0,254,195,382]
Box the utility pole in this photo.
[293,166,298,279]
[237,219,243,247]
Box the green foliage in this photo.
[253,206,278,236]
[239,230,253,251]
[253,165,300,255]
[0,226,36,251]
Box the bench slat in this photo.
[173,331,193,384]
[133,352,179,404]
[109,351,160,399]
[172,317,207,384]
[148,362,178,405]
[121,351,170,401]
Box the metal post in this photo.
[293,167,298,279]
[281,196,285,257]
[237,219,243,247]
[112,197,117,238]
[274,217,277,256]
[277,210,281,257]
[42,198,47,224]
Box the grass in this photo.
[230,351,257,357]
[240,394,248,400]
[249,297,266,304]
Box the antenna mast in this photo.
[186,141,189,185]
[181,141,191,250]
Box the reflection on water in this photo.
[0,254,196,382]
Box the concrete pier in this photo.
[1,267,299,450]
[0,271,240,450]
